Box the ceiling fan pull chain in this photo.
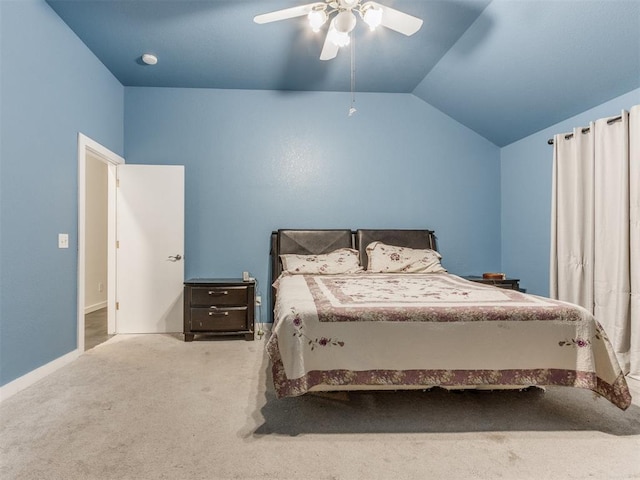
[349,31,357,116]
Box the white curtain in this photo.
[630,105,640,378]
[550,105,640,379]
[550,122,595,308]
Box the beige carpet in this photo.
[1,333,639,480]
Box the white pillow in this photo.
[280,248,363,275]
[366,241,446,273]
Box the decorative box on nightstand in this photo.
[462,275,520,291]
[183,278,255,341]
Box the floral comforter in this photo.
[266,273,631,409]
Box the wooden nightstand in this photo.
[183,278,255,341]
[461,275,520,291]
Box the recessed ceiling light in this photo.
[141,53,158,65]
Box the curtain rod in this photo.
[547,115,623,145]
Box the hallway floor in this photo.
[84,307,112,351]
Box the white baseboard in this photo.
[0,349,80,403]
[85,301,107,314]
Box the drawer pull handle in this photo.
[208,290,228,295]
[208,311,229,316]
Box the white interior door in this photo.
[116,165,185,333]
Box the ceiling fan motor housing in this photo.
[338,0,360,8]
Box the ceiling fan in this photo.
[254,0,423,61]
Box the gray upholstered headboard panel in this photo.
[272,229,355,279]
[356,229,437,271]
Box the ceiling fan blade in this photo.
[320,25,339,61]
[369,1,423,36]
[254,3,320,24]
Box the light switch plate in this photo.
[58,233,69,249]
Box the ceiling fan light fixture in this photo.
[254,0,423,60]
[308,7,327,32]
[333,10,357,34]
[362,4,383,30]
[328,25,350,47]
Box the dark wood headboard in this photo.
[269,228,437,322]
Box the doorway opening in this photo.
[77,134,124,352]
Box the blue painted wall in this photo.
[0,0,124,386]
[501,88,640,296]
[124,88,502,323]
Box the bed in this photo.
[266,229,631,410]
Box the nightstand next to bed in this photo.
[461,275,520,291]
[183,278,255,341]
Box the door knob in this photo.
[168,254,183,261]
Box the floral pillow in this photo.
[280,248,363,275]
[366,241,447,273]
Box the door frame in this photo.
[77,133,124,352]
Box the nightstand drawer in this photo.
[461,276,520,291]
[190,307,247,331]
[191,286,248,306]
[491,282,519,290]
